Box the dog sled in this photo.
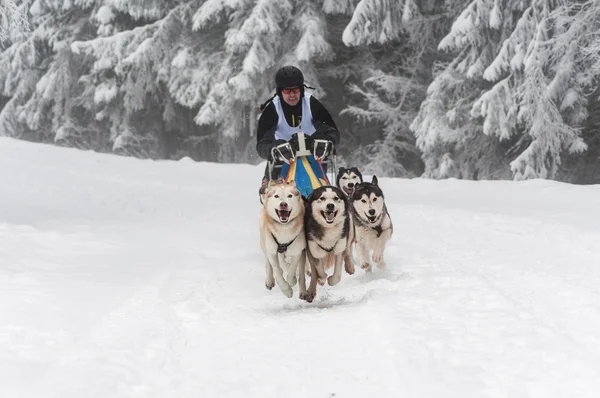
[268,132,336,198]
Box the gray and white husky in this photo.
[302,186,355,302]
[349,176,393,272]
[336,167,363,197]
[259,179,307,298]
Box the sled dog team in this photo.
[259,167,393,303]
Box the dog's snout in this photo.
[326,203,335,211]
[368,209,376,215]
[280,202,288,209]
[348,183,354,188]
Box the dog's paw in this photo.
[265,278,275,290]
[317,277,327,286]
[372,250,384,264]
[327,275,341,286]
[280,284,293,298]
[286,274,298,287]
[361,262,372,273]
[376,259,386,269]
[344,261,355,275]
[300,291,315,303]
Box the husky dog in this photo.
[336,167,363,197]
[302,186,355,302]
[349,176,393,272]
[259,179,308,298]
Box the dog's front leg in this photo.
[297,251,308,299]
[327,253,343,286]
[301,254,319,303]
[356,241,372,272]
[314,259,327,286]
[265,259,275,290]
[343,247,355,275]
[286,254,299,287]
[372,229,392,268]
[268,253,293,298]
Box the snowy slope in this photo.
[1,137,600,398]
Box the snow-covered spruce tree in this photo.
[0,0,100,145]
[0,0,30,45]
[547,0,600,183]
[411,0,527,179]
[339,0,460,177]
[413,0,589,180]
[473,0,588,180]
[70,1,209,159]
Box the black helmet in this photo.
[275,65,304,88]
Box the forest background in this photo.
[2,0,600,183]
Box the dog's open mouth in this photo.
[321,210,337,224]
[275,209,291,223]
[343,186,354,196]
[365,213,377,223]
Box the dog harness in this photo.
[271,233,296,253]
[373,225,383,237]
[316,242,335,253]
[272,93,316,141]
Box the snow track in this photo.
[1,138,600,397]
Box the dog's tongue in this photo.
[343,186,353,195]
[278,210,290,221]
[325,211,336,222]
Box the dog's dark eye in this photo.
[319,197,325,201]
[342,177,347,180]
[288,194,293,198]
[334,197,340,201]
[361,199,367,203]
[274,195,279,198]
[373,197,378,201]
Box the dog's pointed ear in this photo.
[371,175,378,185]
[338,167,345,173]
[286,179,297,187]
[274,176,285,185]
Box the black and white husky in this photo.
[336,167,363,197]
[349,176,393,272]
[302,186,355,302]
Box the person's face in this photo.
[281,86,301,106]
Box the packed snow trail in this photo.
[1,137,600,398]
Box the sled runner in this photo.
[268,132,336,198]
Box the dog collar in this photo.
[271,233,296,253]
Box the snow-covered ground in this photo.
[1,137,600,398]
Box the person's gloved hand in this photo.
[310,131,329,141]
[311,122,337,141]
[271,139,287,148]
[269,139,292,162]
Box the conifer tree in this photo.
[413,0,590,180]
[0,0,96,146]
[340,0,459,177]
[70,1,200,158]
[0,0,30,45]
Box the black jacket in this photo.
[256,95,340,160]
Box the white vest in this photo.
[273,93,316,141]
